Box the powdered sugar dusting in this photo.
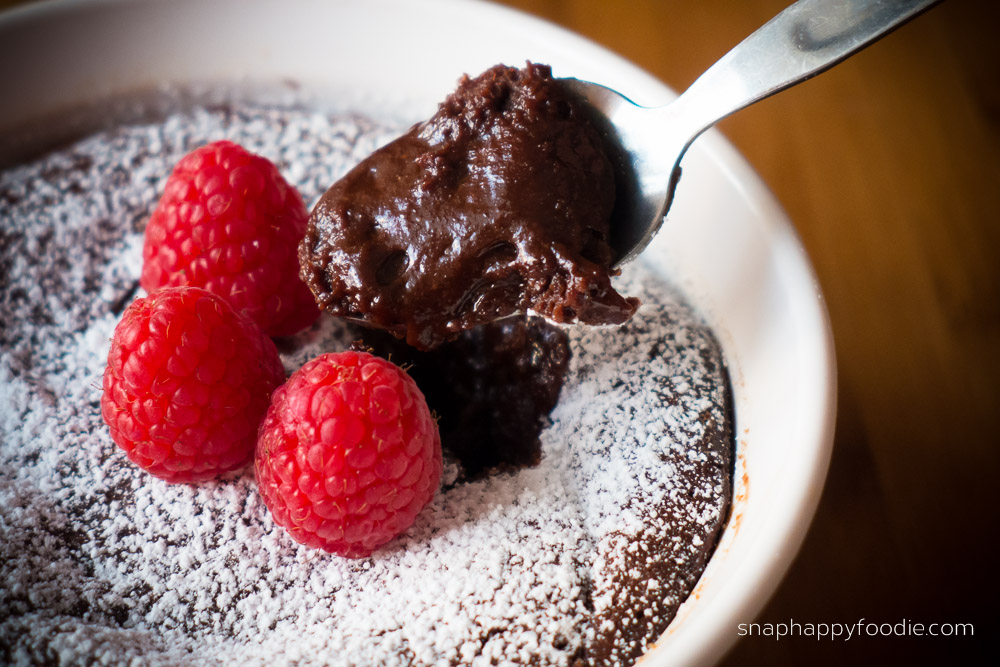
[0,105,731,666]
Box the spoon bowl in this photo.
[564,0,940,267]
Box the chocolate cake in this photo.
[0,102,732,666]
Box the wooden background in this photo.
[491,0,997,664]
[1,0,995,664]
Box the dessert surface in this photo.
[302,64,638,350]
[0,103,731,666]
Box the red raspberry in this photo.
[102,286,286,483]
[141,140,320,337]
[255,351,442,558]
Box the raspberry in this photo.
[255,351,442,558]
[141,140,320,337]
[102,286,286,483]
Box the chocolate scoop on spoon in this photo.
[301,0,937,349]
[302,63,638,350]
[564,0,939,267]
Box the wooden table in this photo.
[493,0,996,664]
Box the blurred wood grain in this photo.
[491,0,997,664]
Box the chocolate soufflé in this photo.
[0,72,732,666]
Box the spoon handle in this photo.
[671,0,939,138]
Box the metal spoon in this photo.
[561,0,940,267]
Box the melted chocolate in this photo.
[301,63,639,350]
[355,316,570,479]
